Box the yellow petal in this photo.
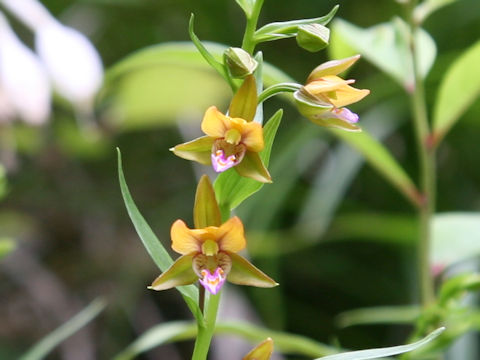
[330,85,370,107]
[243,338,274,360]
[215,216,246,253]
[239,120,264,152]
[171,220,203,255]
[201,106,231,138]
[304,75,353,95]
[307,55,361,82]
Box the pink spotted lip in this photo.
[211,150,237,172]
[199,268,226,295]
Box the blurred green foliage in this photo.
[1,0,480,359]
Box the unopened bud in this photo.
[224,47,258,78]
[296,24,330,52]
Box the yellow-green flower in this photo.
[150,175,277,294]
[172,76,272,183]
[294,55,370,131]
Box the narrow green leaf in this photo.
[117,149,202,321]
[329,128,422,208]
[331,18,436,89]
[19,299,106,360]
[0,163,7,200]
[432,40,480,146]
[315,327,445,360]
[432,212,480,268]
[214,109,282,219]
[188,14,231,86]
[254,5,338,43]
[194,175,221,228]
[336,305,421,329]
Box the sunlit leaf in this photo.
[432,40,480,146]
[315,328,444,360]
[431,212,480,268]
[19,299,106,360]
[214,109,282,220]
[117,149,202,322]
[331,18,436,89]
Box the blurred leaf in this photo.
[315,327,444,360]
[432,212,480,268]
[414,0,458,24]
[438,273,480,307]
[336,305,421,329]
[0,237,16,260]
[117,149,202,322]
[331,18,436,89]
[214,109,282,219]
[254,5,338,43]
[328,127,421,208]
[101,42,231,131]
[115,320,338,360]
[327,213,416,246]
[432,40,480,146]
[19,298,106,360]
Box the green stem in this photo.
[258,82,302,104]
[191,291,221,360]
[407,0,436,308]
[241,0,264,54]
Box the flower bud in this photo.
[35,20,104,108]
[243,338,274,360]
[224,47,258,78]
[0,13,51,125]
[296,23,330,52]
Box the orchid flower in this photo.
[150,175,277,295]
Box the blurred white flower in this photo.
[35,20,104,108]
[0,12,51,125]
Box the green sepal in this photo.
[194,175,221,228]
[306,55,360,82]
[227,252,278,288]
[243,338,274,360]
[229,75,258,122]
[171,136,214,165]
[293,89,332,117]
[149,254,198,291]
[310,115,362,132]
[235,151,272,183]
[254,5,338,43]
[296,24,330,53]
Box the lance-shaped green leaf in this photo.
[254,5,338,43]
[0,163,7,200]
[189,14,231,87]
[314,327,445,360]
[229,75,258,122]
[431,40,480,146]
[336,305,421,329]
[117,149,202,322]
[214,109,282,220]
[194,175,221,228]
[244,338,274,360]
[331,18,436,89]
[329,128,422,207]
[227,252,278,288]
